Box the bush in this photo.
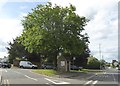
[86,56,100,69]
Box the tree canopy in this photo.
[6,37,40,63]
[6,37,28,63]
[19,2,90,67]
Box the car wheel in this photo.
[20,66,24,68]
[32,66,34,69]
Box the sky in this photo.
[0,0,118,63]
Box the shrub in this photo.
[86,56,100,69]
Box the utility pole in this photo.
[99,44,102,70]
[102,55,104,61]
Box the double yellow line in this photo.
[3,79,10,86]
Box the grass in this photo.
[82,69,104,72]
[70,69,104,73]
[33,69,57,76]
[70,69,88,73]
[32,69,104,77]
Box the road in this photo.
[86,67,120,86]
[0,67,119,86]
[0,68,86,86]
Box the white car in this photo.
[19,61,37,69]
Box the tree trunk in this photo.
[53,56,57,70]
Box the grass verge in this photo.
[70,69,104,73]
[32,69,57,76]
[82,69,104,72]
[32,69,104,77]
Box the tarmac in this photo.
[10,66,103,80]
[53,71,97,80]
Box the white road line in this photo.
[5,70,7,72]
[13,71,22,75]
[0,69,2,84]
[45,78,59,84]
[85,80,93,85]
[30,70,72,81]
[104,73,119,74]
[4,80,6,86]
[87,74,96,80]
[91,80,98,86]
[104,72,106,74]
[3,80,10,86]
[92,80,98,84]
[44,78,70,84]
[6,80,10,86]
[112,74,116,81]
[46,83,54,86]
[13,70,38,81]
[24,75,38,81]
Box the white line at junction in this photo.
[44,78,70,84]
[25,75,38,81]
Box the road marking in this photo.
[84,80,98,86]
[91,80,98,86]
[93,80,98,84]
[46,83,54,86]
[44,78,70,84]
[85,80,93,85]
[4,80,6,86]
[0,69,2,85]
[103,73,119,74]
[87,74,97,80]
[112,74,116,81]
[30,70,72,81]
[5,70,7,72]
[13,71,22,75]
[3,80,9,86]
[6,80,10,86]
[104,72,106,74]
[24,75,38,81]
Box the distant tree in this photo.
[118,61,120,65]
[6,37,27,63]
[105,62,111,67]
[6,37,40,63]
[71,50,90,68]
[99,59,106,68]
[19,2,90,68]
[87,56,100,69]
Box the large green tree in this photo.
[20,2,90,68]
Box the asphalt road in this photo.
[86,67,120,86]
[0,68,86,86]
[0,67,119,86]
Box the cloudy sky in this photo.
[0,0,118,62]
